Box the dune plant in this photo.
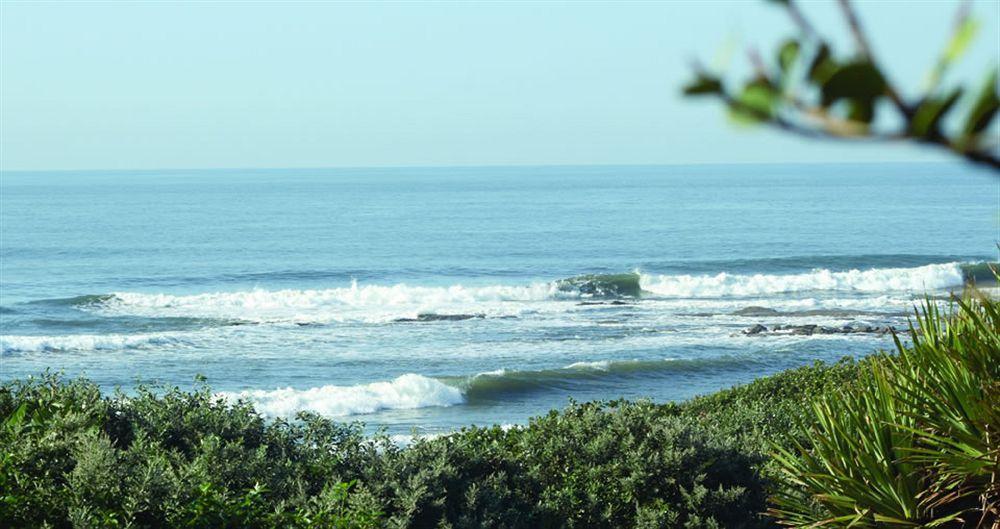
[769,290,999,527]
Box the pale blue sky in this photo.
[1,1,997,171]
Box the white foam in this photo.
[473,368,508,378]
[640,262,964,298]
[76,264,962,326]
[1,333,186,353]
[221,374,465,417]
[95,281,563,324]
[564,360,611,370]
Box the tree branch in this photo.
[718,91,1000,172]
[837,0,913,119]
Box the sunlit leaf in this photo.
[944,17,979,64]
[729,79,778,123]
[778,39,800,73]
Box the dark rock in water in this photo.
[791,324,818,335]
[732,306,780,317]
[741,322,903,336]
[394,313,484,323]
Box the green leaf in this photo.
[3,403,28,429]
[808,44,836,84]
[729,79,778,123]
[911,88,962,137]
[682,74,723,96]
[961,68,999,136]
[777,39,800,73]
[944,17,979,64]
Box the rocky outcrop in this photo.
[741,323,901,336]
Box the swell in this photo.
[453,357,759,403]
[227,357,761,418]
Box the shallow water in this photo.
[1,163,996,435]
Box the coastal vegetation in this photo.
[1,291,996,528]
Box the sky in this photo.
[1,1,998,171]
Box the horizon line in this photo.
[0,159,957,175]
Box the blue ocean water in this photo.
[1,163,997,436]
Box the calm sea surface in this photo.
[2,163,997,436]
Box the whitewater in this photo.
[1,164,996,435]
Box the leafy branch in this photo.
[684,0,1000,172]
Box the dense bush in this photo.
[1,358,861,528]
[375,400,771,529]
[0,378,384,528]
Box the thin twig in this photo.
[837,0,913,119]
[784,0,818,39]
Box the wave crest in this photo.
[1,333,186,353]
[220,374,464,417]
[45,262,977,325]
[639,262,966,298]
[89,281,563,323]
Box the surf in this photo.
[225,357,764,418]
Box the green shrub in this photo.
[0,375,384,529]
[373,401,771,528]
[0,345,870,528]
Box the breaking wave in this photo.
[639,262,969,298]
[27,262,981,325]
[1,333,188,353]
[229,357,758,417]
[220,374,464,417]
[77,281,565,324]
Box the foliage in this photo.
[0,359,863,528]
[0,378,385,529]
[769,291,1000,527]
[683,0,1000,172]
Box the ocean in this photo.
[1,163,996,437]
